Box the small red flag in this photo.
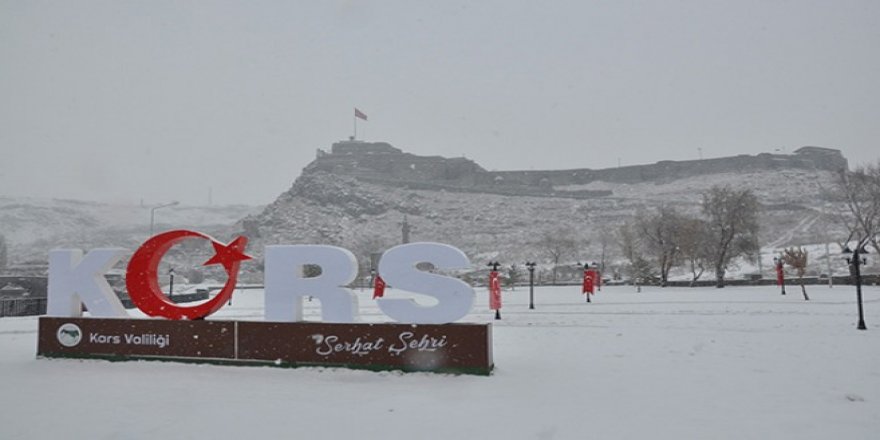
[582,269,595,294]
[354,108,368,121]
[372,275,386,299]
[776,263,784,286]
[489,271,502,310]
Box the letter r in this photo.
[264,245,359,323]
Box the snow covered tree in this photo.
[348,234,393,280]
[702,186,760,288]
[617,221,655,285]
[0,234,7,273]
[677,218,712,287]
[184,268,205,284]
[782,247,810,300]
[598,231,612,274]
[834,161,880,254]
[637,206,684,287]
[538,229,577,284]
[507,264,520,290]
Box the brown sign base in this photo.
[38,317,494,375]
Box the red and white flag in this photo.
[582,269,595,294]
[372,275,386,299]
[354,108,368,121]
[489,271,502,311]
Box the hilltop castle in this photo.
[307,141,847,199]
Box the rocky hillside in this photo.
[242,149,848,276]
[2,142,856,281]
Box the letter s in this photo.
[377,242,474,324]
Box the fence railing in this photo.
[0,291,210,318]
[120,290,209,309]
[0,298,47,317]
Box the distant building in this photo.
[0,283,28,297]
[0,277,47,298]
[794,146,848,170]
[0,276,48,317]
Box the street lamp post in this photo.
[773,256,786,295]
[525,261,537,310]
[149,201,179,236]
[843,242,869,331]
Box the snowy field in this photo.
[1,284,879,439]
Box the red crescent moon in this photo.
[126,230,244,320]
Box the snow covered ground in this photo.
[1,285,879,439]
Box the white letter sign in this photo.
[47,248,128,318]
[377,242,475,324]
[264,245,359,323]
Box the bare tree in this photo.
[835,162,880,254]
[617,221,654,285]
[782,247,810,300]
[539,229,577,284]
[348,234,394,280]
[598,231,612,274]
[0,234,7,273]
[507,264,520,290]
[184,268,205,284]
[702,186,760,288]
[637,206,683,287]
[677,217,712,286]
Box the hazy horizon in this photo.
[3,1,878,205]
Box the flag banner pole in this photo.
[353,108,367,140]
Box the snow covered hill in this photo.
[242,163,849,279]
[0,197,260,264]
[1,143,864,281]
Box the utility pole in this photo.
[826,241,833,288]
[401,215,411,244]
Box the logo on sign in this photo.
[56,323,82,347]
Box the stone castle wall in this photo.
[308,141,847,197]
[312,142,488,186]
[489,149,847,187]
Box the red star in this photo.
[203,236,252,273]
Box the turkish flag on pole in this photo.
[582,270,595,294]
[354,108,368,121]
[489,271,502,310]
[373,275,386,299]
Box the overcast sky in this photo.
[2,0,878,206]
